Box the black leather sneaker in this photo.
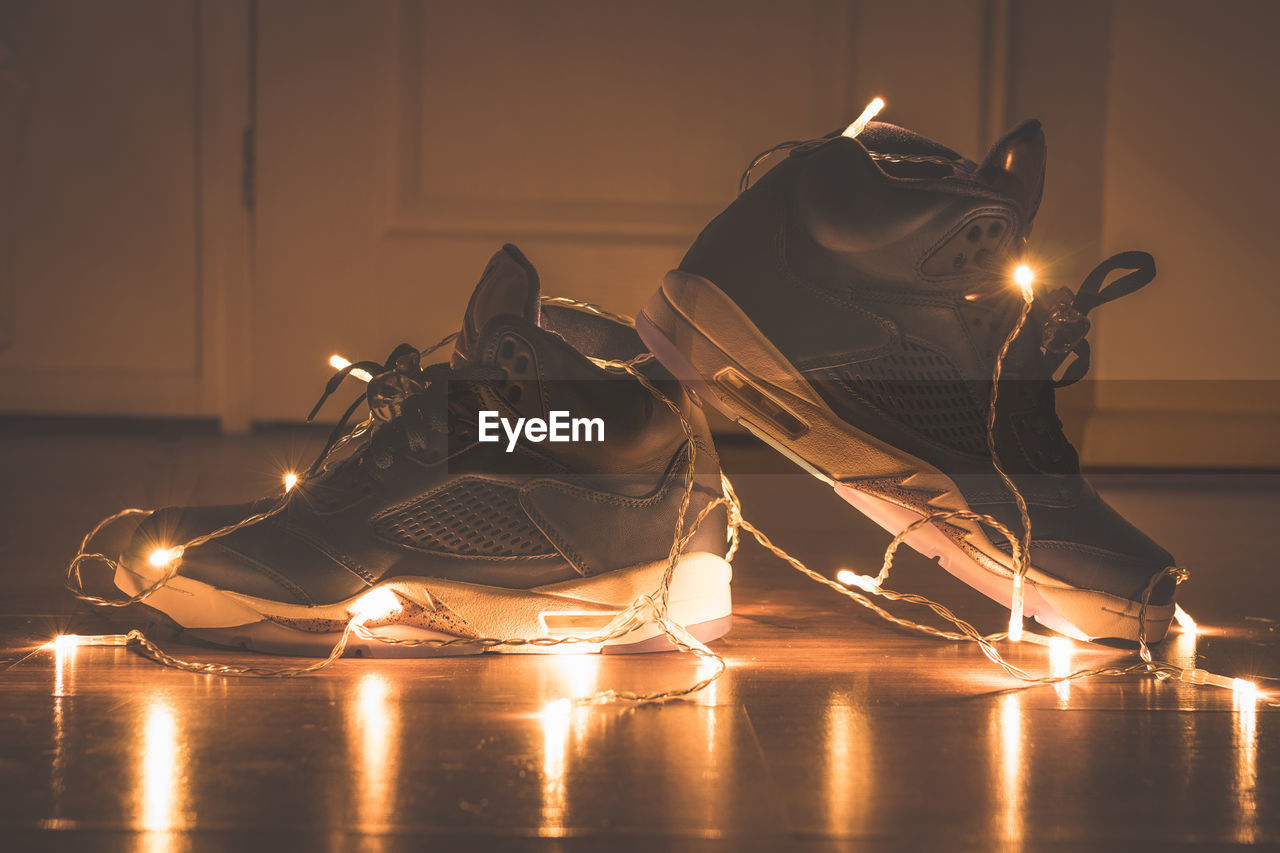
[636,119,1176,643]
[115,245,731,656]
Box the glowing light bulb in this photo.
[46,633,130,649]
[283,472,298,492]
[1233,678,1258,700]
[330,354,373,383]
[1013,264,1035,302]
[836,569,881,593]
[350,587,402,623]
[842,97,885,139]
[1173,604,1198,634]
[148,546,184,568]
[1007,574,1025,643]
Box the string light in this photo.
[1014,263,1035,303]
[349,587,402,624]
[58,290,1268,706]
[1233,678,1259,699]
[148,546,183,569]
[1007,575,1026,643]
[843,97,885,138]
[330,355,373,383]
[55,295,1271,705]
[44,633,130,650]
[836,569,880,593]
[57,107,1272,711]
[1173,604,1198,633]
[283,472,298,492]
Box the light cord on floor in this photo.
[55,291,1269,707]
[53,101,1270,708]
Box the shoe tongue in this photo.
[451,244,541,367]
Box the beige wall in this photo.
[1,0,1277,465]
[1087,0,1280,466]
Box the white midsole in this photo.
[114,551,733,649]
[640,271,1175,642]
[834,482,1172,642]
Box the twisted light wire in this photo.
[986,292,1036,635]
[57,295,1271,708]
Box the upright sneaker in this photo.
[115,245,732,656]
[637,118,1176,643]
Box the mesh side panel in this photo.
[822,340,989,456]
[373,478,555,557]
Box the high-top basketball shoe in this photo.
[637,119,1176,643]
[115,245,731,656]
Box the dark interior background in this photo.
[1,0,1277,467]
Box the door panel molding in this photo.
[384,0,859,241]
[0,0,252,425]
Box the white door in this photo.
[1,0,1002,431]
[249,0,998,423]
[0,0,251,420]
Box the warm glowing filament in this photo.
[842,97,885,139]
[350,587,402,623]
[1013,264,1035,302]
[1173,604,1198,634]
[836,569,880,592]
[330,354,373,383]
[1007,574,1025,643]
[283,472,298,492]
[1233,678,1259,699]
[1049,636,1072,704]
[46,633,130,650]
[148,546,184,568]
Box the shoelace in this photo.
[58,294,1271,707]
[1039,250,1156,387]
[303,338,506,478]
[961,251,1156,472]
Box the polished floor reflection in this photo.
[1,431,1277,849]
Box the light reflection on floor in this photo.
[1235,680,1259,843]
[823,694,871,837]
[1050,638,1072,706]
[137,691,186,853]
[349,672,399,833]
[994,691,1025,845]
[539,654,599,836]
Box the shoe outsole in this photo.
[637,270,1173,644]
[113,551,734,658]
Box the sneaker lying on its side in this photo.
[637,118,1176,643]
[116,244,731,656]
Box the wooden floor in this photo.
[1,427,1277,850]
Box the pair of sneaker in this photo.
[114,117,1177,655]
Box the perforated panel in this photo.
[374,478,555,557]
[823,340,988,455]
